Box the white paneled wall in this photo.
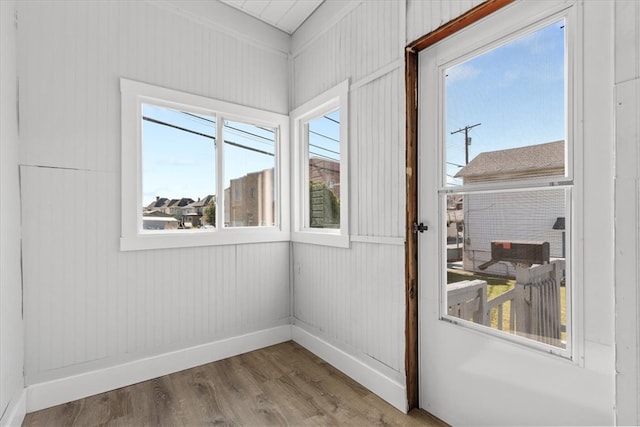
[350,69,405,238]
[21,166,290,385]
[289,0,486,393]
[614,1,640,424]
[1,0,25,423]
[292,0,401,108]
[17,0,290,389]
[293,242,404,379]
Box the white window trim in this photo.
[430,2,580,359]
[120,78,290,251]
[290,80,350,248]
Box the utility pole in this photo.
[451,123,481,164]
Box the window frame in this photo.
[120,78,290,251]
[431,4,579,359]
[291,80,350,248]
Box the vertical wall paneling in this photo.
[290,1,407,409]
[291,1,408,401]
[0,0,25,423]
[18,0,290,392]
[614,1,640,424]
[293,243,404,379]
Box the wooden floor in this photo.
[23,341,446,426]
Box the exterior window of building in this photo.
[120,79,289,250]
[438,16,573,354]
[291,81,349,248]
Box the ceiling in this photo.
[219,0,324,35]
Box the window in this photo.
[120,79,289,250]
[438,15,574,354]
[291,81,349,247]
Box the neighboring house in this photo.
[142,210,179,230]
[455,141,565,276]
[165,198,195,217]
[182,195,215,227]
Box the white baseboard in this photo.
[0,388,26,427]
[292,325,408,413]
[26,325,292,413]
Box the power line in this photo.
[143,116,274,157]
[323,115,339,124]
[309,129,339,144]
[309,142,340,156]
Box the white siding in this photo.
[462,190,565,277]
[614,1,640,424]
[0,0,25,422]
[17,1,290,387]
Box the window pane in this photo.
[445,20,566,186]
[307,110,341,229]
[445,188,568,348]
[223,120,276,228]
[142,104,216,231]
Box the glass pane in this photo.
[445,20,566,186]
[307,110,341,229]
[141,104,216,231]
[223,120,276,228]
[445,188,568,348]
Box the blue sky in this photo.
[445,19,565,184]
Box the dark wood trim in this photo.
[407,0,515,52]
[403,0,515,411]
[404,47,419,410]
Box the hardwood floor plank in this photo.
[23,342,448,426]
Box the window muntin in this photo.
[291,80,349,248]
[439,18,572,352]
[120,79,289,250]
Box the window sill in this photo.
[120,229,290,251]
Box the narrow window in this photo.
[291,81,349,248]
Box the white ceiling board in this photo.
[219,0,324,34]
[241,1,270,16]
[262,2,295,25]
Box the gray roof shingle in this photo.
[454,140,564,181]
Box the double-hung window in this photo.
[291,81,350,248]
[433,9,577,355]
[120,79,289,250]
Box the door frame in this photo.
[403,0,515,409]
